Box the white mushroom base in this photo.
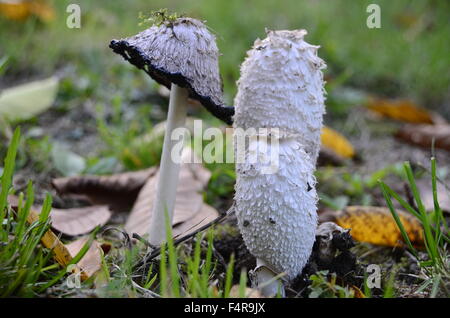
[235,136,318,282]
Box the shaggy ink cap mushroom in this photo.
[233,29,326,296]
[110,17,234,124]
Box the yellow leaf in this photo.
[334,206,424,248]
[320,126,355,159]
[0,0,54,22]
[350,284,366,298]
[26,209,73,267]
[66,237,104,281]
[0,2,29,21]
[26,208,105,281]
[367,98,434,124]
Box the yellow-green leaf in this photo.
[333,206,424,248]
[321,126,355,159]
[0,76,58,122]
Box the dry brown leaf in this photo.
[320,126,355,159]
[331,206,424,247]
[395,124,450,152]
[26,209,73,267]
[173,204,219,238]
[0,0,54,22]
[50,205,111,236]
[52,168,157,212]
[366,98,441,124]
[125,148,219,238]
[8,194,111,236]
[16,203,106,281]
[66,237,104,281]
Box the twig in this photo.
[131,280,161,298]
[132,233,157,249]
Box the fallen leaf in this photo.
[51,143,86,177]
[125,147,219,238]
[16,203,105,281]
[395,124,450,152]
[66,237,104,280]
[366,98,443,124]
[172,205,219,238]
[0,1,28,20]
[350,285,366,298]
[320,126,355,160]
[8,195,111,236]
[26,209,73,267]
[0,76,58,122]
[330,206,424,247]
[50,206,111,236]
[0,0,54,22]
[52,168,157,212]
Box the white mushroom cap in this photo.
[110,17,234,124]
[234,29,326,282]
[233,29,326,163]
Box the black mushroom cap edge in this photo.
[109,39,235,125]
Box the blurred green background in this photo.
[1,0,449,114]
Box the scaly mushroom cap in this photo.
[110,17,234,124]
[234,29,326,281]
[233,29,326,163]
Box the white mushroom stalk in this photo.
[233,29,326,296]
[149,84,188,245]
[110,18,233,246]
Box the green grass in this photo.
[379,158,450,297]
[0,128,96,297]
[0,128,57,296]
[154,212,247,298]
[308,271,356,298]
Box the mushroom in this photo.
[233,29,326,296]
[110,17,234,245]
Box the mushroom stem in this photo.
[254,259,285,297]
[148,83,188,245]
